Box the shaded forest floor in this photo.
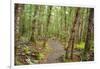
[15,38,94,65]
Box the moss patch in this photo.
[75,42,85,49]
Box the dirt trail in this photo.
[45,39,66,63]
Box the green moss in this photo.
[75,42,85,49]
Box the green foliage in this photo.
[23,46,30,54]
[36,53,45,60]
[75,42,85,49]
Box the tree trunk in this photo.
[46,6,52,33]
[66,8,80,60]
[15,4,24,41]
[30,6,38,42]
[83,8,94,61]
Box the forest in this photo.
[15,4,94,65]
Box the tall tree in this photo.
[15,4,24,41]
[43,6,52,47]
[65,8,80,60]
[83,8,94,61]
[46,6,52,34]
[30,6,38,42]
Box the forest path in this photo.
[45,39,66,63]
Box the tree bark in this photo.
[66,8,80,60]
[15,4,24,41]
[30,6,38,42]
[83,8,94,61]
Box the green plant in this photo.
[36,53,45,60]
[23,46,30,54]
